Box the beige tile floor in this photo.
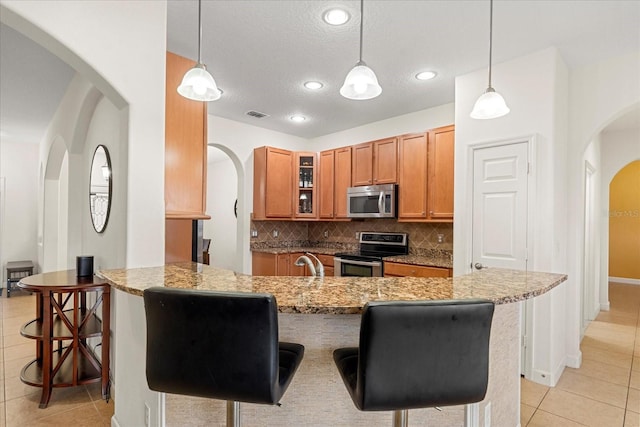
[521,282,640,427]
[1,282,639,426]
[0,289,113,427]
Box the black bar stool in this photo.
[333,299,494,427]
[143,287,304,426]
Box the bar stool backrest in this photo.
[356,299,495,411]
[144,287,281,404]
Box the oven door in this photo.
[334,257,382,277]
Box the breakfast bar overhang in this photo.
[98,263,567,427]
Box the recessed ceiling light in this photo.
[304,81,324,90]
[415,71,437,81]
[290,115,306,123]
[323,8,350,26]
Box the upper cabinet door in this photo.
[397,133,428,220]
[351,142,373,186]
[294,152,318,219]
[165,52,208,218]
[334,146,352,218]
[427,125,455,219]
[372,137,398,184]
[253,146,294,219]
[319,150,335,219]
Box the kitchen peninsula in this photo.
[98,263,566,426]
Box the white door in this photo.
[472,142,529,271]
[472,141,530,375]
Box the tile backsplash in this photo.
[250,219,453,253]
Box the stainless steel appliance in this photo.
[347,184,397,218]
[334,232,408,277]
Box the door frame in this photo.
[465,134,538,379]
[582,160,597,336]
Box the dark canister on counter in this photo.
[76,256,94,277]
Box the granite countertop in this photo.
[251,247,453,269]
[97,263,566,314]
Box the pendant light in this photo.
[470,0,510,119]
[340,0,382,100]
[177,0,221,102]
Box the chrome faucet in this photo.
[294,253,325,277]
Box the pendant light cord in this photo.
[358,0,364,63]
[197,0,203,64]
[487,0,493,89]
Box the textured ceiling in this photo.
[1,1,638,146]
[166,0,640,138]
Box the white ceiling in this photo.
[1,1,639,146]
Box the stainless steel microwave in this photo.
[347,184,397,218]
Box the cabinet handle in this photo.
[422,211,425,215]
[429,211,433,215]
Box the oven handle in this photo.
[336,258,382,267]
[378,191,384,213]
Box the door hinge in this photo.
[527,162,531,174]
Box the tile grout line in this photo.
[623,297,640,425]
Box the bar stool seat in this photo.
[333,299,494,426]
[143,287,304,425]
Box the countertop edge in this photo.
[97,265,568,314]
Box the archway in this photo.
[609,160,640,283]
[42,136,69,272]
[205,143,245,272]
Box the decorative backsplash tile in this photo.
[250,219,453,254]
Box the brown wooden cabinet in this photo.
[351,137,397,186]
[398,126,454,222]
[319,147,352,220]
[165,52,208,218]
[165,52,210,263]
[398,133,429,220]
[384,262,451,278]
[253,146,294,220]
[294,153,317,219]
[314,253,335,277]
[334,146,352,218]
[427,125,455,219]
[319,150,335,219]
[252,252,306,276]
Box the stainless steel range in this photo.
[334,232,408,277]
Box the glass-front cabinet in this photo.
[294,152,317,219]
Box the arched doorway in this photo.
[609,160,640,283]
[42,136,69,272]
[205,144,245,272]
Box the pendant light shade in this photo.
[471,0,509,119]
[340,60,382,100]
[341,0,381,100]
[470,87,510,119]
[178,64,221,101]
[177,0,221,102]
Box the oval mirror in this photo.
[89,145,112,233]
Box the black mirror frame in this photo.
[89,145,112,233]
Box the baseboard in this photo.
[111,415,121,427]
[610,276,640,285]
[566,350,582,369]
[530,357,566,387]
[600,301,611,311]
[530,368,552,387]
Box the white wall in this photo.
[0,140,39,281]
[204,148,238,271]
[82,96,127,271]
[311,103,454,151]
[455,47,570,386]
[0,2,167,426]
